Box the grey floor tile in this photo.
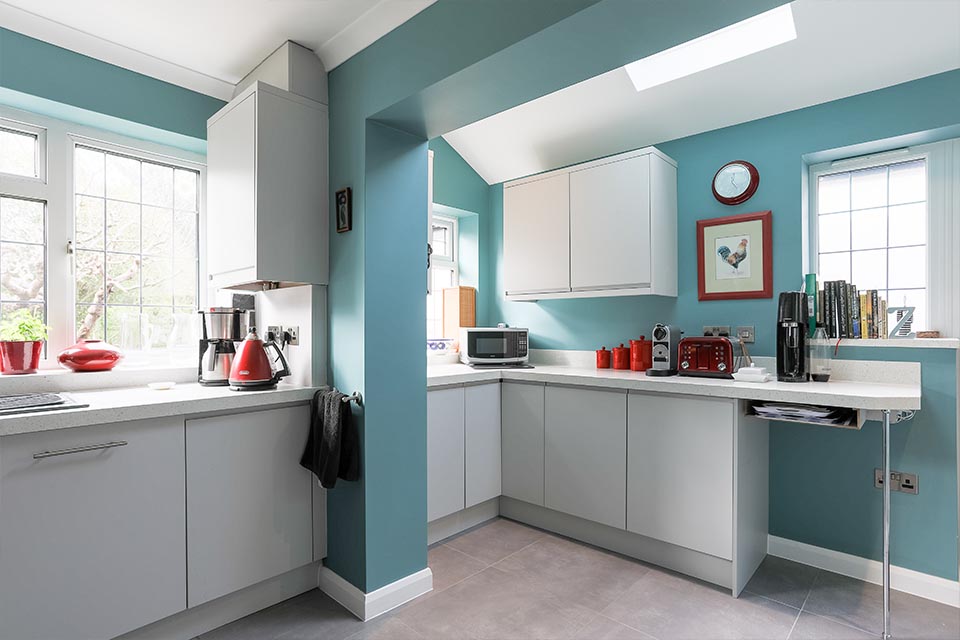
[745,556,819,609]
[271,590,368,640]
[495,534,649,612]
[430,543,489,592]
[397,565,595,639]
[787,611,875,639]
[444,517,546,565]
[803,570,960,639]
[344,617,425,640]
[198,600,320,640]
[602,568,799,640]
[572,614,657,639]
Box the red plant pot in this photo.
[0,340,44,375]
[57,339,123,372]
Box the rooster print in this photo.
[715,235,751,279]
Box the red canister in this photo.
[596,346,611,369]
[630,336,653,372]
[612,343,631,370]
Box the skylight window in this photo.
[624,4,797,92]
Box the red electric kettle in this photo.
[228,327,291,391]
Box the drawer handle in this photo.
[33,441,128,459]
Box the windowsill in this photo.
[808,338,959,349]
[0,363,198,394]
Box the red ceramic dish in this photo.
[57,339,123,372]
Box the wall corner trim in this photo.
[318,566,433,621]
[767,535,959,608]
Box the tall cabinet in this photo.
[503,147,676,300]
[207,81,328,290]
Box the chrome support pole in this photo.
[882,408,892,640]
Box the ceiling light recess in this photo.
[624,4,797,92]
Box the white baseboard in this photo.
[318,566,433,621]
[768,535,959,608]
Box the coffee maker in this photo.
[198,308,244,386]
[776,292,808,382]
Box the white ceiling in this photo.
[444,0,960,185]
[0,0,436,99]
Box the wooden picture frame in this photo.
[697,210,773,301]
[335,187,352,233]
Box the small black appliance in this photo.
[776,291,808,382]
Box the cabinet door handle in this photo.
[33,441,128,459]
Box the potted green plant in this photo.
[0,309,49,375]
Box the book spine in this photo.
[818,290,825,325]
[838,280,849,338]
[871,290,879,338]
[805,274,818,337]
[825,282,834,338]
[851,286,861,339]
[881,297,888,338]
[859,293,867,340]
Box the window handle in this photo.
[66,240,74,255]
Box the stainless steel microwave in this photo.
[460,327,529,365]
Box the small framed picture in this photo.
[335,187,352,233]
[697,210,773,301]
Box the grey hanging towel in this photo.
[300,388,360,488]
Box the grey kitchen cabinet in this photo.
[207,81,328,290]
[544,385,627,529]
[501,381,545,506]
[427,386,466,521]
[0,417,187,640]
[503,172,571,295]
[627,393,734,560]
[464,382,501,508]
[186,405,313,607]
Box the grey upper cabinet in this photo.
[427,386,466,521]
[0,418,187,640]
[186,405,313,607]
[464,382,501,508]
[503,173,570,295]
[207,81,328,290]
[627,393,734,560]
[501,382,546,506]
[544,386,627,529]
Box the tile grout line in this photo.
[797,569,882,637]
[487,534,549,570]
[594,611,661,640]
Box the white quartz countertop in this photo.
[0,384,318,437]
[427,364,921,411]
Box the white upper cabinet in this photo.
[503,147,677,300]
[503,172,570,295]
[207,82,328,290]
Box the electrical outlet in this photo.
[283,325,300,346]
[735,326,755,343]
[266,325,282,342]
[702,325,732,337]
[874,468,919,494]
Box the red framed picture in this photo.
[697,210,773,301]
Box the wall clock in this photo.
[712,160,759,205]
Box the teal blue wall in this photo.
[485,70,960,579]
[0,27,223,147]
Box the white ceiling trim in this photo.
[0,1,235,100]
[318,0,435,70]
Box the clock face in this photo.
[712,161,759,205]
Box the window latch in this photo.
[66,240,74,255]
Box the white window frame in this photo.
[0,105,206,368]
[427,214,459,340]
[0,118,47,183]
[807,138,960,338]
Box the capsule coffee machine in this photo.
[776,291,809,382]
[198,307,244,386]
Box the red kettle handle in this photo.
[265,339,291,382]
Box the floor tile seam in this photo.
[793,607,882,637]
[442,541,499,567]
[486,536,549,569]
[742,589,805,613]
[433,564,489,595]
[592,611,662,640]
[783,604,803,640]
[798,569,885,635]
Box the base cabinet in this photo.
[427,387,466,521]
[0,417,187,640]
[501,382,545,505]
[544,386,627,528]
[465,383,501,508]
[186,405,313,607]
[627,393,734,560]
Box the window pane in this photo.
[817,212,849,253]
[0,128,37,177]
[107,306,140,351]
[0,242,44,302]
[850,166,887,210]
[1,197,44,244]
[850,207,886,250]
[144,307,174,349]
[75,147,105,196]
[174,211,197,260]
[174,169,198,212]
[106,200,140,254]
[105,153,141,202]
[75,250,104,305]
[888,160,925,205]
[818,252,850,283]
[432,226,448,258]
[142,206,173,256]
[75,196,105,250]
[106,253,141,304]
[76,304,105,340]
[887,289,926,333]
[851,249,887,290]
[817,173,849,214]
[173,258,197,307]
[888,246,925,290]
[142,162,174,208]
[888,203,925,248]
[142,256,173,305]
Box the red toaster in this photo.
[677,337,734,379]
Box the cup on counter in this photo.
[630,336,652,371]
[596,347,612,369]
[612,344,631,370]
